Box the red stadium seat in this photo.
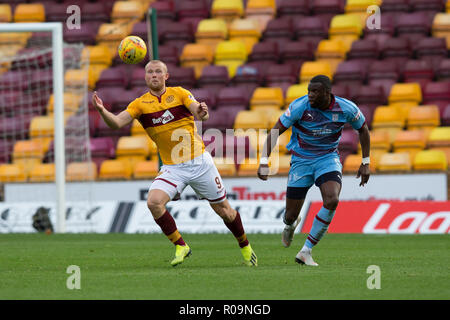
[333,60,367,86]
[216,86,250,109]
[96,66,129,89]
[395,12,433,43]
[64,21,101,45]
[248,41,279,64]
[367,60,401,98]
[151,0,176,23]
[190,88,217,110]
[339,129,358,155]
[415,37,448,71]
[158,44,179,67]
[442,104,450,126]
[166,66,196,89]
[436,59,450,82]
[277,0,310,18]
[230,64,264,94]
[293,17,329,50]
[380,0,410,13]
[410,0,445,14]
[81,2,110,23]
[202,106,245,132]
[176,0,210,21]
[422,82,450,113]
[279,41,314,71]
[351,85,387,109]
[159,21,194,54]
[380,37,413,72]
[347,39,379,64]
[403,59,435,90]
[262,17,294,46]
[130,22,148,41]
[265,63,299,94]
[364,14,395,48]
[311,0,345,28]
[197,65,229,96]
[89,137,116,159]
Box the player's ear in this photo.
[164,72,169,80]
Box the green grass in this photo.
[0,233,448,300]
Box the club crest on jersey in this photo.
[166,95,175,103]
[152,110,175,125]
[332,113,339,122]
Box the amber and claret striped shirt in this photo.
[126,87,205,165]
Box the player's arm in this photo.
[92,91,133,129]
[357,122,370,186]
[187,101,209,121]
[257,120,288,181]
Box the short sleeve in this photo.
[279,101,301,129]
[345,101,366,130]
[178,87,198,107]
[126,98,142,119]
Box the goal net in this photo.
[0,23,93,233]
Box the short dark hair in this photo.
[309,75,332,91]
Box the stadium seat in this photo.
[45,3,71,22]
[294,16,329,48]
[262,17,294,46]
[328,14,363,50]
[402,60,434,90]
[427,126,450,148]
[407,105,441,131]
[211,0,244,25]
[202,107,244,132]
[442,104,450,126]
[180,43,214,79]
[393,129,427,160]
[277,0,310,18]
[29,163,55,183]
[14,3,45,22]
[345,0,381,23]
[0,163,27,183]
[250,87,284,112]
[245,0,277,32]
[96,66,129,89]
[351,85,387,109]
[214,40,248,77]
[269,154,291,175]
[66,162,97,181]
[422,82,450,113]
[299,61,332,84]
[364,13,395,47]
[367,60,400,98]
[165,66,196,89]
[380,0,410,13]
[248,41,279,65]
[82,45,112,67]
[212,158,237,177]
[343,154,377,174]
[230,64,264,94]
[380,37,413,72]
[159,21,194,54]
[64,68,90,90]
[237,161,259,176]
[133,160,159,179]
[29,116,53,139]
[315,39,348,74]
[190,88,217,110]
[151,0,176,23]
[177,0,209,21]
[46,92,81,115]
[96,23,131,57]
[312,0,345,27]
[99,159,132,180]
[197,66,229,97]
[285,83,308,107]
[339,128,359,153]
[413,150,448,171]
[347,39,379,64]
[195,18,228,52]
[388,83,422,106]
[0,4,12,23]
[111,0,145,23]
[228,18,261,54]
[377,152,411,172]
[368,125,392,155]
[372,106,405,142]
[234,110,269,130]
[216,86,249,109]
[116,135,150,158]
[410,0,445,14]
[64,21,101,45]
[415,37,448,71]
[81,2,110,23]
[279,41,314,71]
[432,13,450,50]
[157,44,179,67]
[89,137,116,159]
[395,12,432,43]
[333,60,366,86]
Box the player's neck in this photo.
[149,86,166,97]
[317,95,332,110]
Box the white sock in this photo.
[301,245,311,253]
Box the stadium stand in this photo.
[1,0,450,182]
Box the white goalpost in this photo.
[0,22,91,233]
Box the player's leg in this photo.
[282,159,314,248]
[148,170,191,266]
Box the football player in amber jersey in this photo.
[92,60,257,267]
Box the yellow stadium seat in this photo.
[430,147,450,167]
[29,163,55,183]
[12,140,45,160]
[345,0,381,25]
[64,69,89,89]
[111,1,145,23]
[96,23,131,57]
[82,45,113,67]
[385,103,415,123]
[270,154,291,175]
[432,13,450,49]
[237,161,259,176]
[277,129,291,154]
[14,4,45,23]
[393,129,427,161]
[299,61,333,84]
[66,162,98,181]
[0,32,30,46]
[46,92,81,114]
[214,40,247,77]
[413,150,448,171]
[250,87,284,111]
[180,43,214,78]
[213,157,236,177]
[133,160,159,179]
[343,154,377,174]
[371,106,405,142]
[116,135,151,158]
[0,164,27,183]
[267,109,285,128]
[195,19,228,52]
[131,119,146,136]
[245,0,277,32]
[406,105,440,131]
[388,83,422,105]
[329,14,363,50]
[30,116,54,139]
[234,110,268,130]
[0,4,12,23]
[99,159,132,180]
[427,126,450,148]
[447,0,450,13]
[315,39,348,74]
[211,0,244,25]
[229,18,261,54]
[377,152,411,172]
[285,83,308,107]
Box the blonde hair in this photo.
[145,60,168,73]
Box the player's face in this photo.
[145,62,168,91]
[308,82,329,109]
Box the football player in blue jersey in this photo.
[257,75,371,266]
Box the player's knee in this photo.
[147,197,166,215]
[323,195,339,210]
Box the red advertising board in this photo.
[301,201,450,234]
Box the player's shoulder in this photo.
[168,86,192,96]
[335,95,359,111]
[290,95,309,111]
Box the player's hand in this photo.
[198,102,208,120]
[356,164,370,186]
[92,91,105,113]
[257,164,270,181]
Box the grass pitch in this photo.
[0,233,448,300]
